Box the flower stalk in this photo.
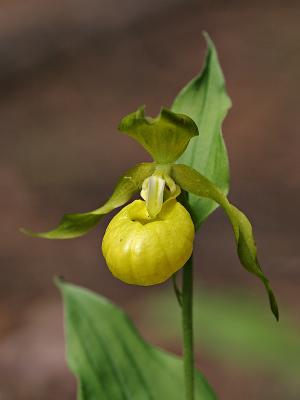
[182,256,194,400]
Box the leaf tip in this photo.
[19,227,28,235]
[270,294,280,321]
[54,275,66,290]
[202,31,214,48]
[264,280,279,321]
[19,227,53,239]
[19,227,37,238]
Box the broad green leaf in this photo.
[21,163,155,239]
[172,33,231,228]
[171,164,279,320]
[57,280,217,400]
[119,106,198,164]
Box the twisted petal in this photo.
[21,163,155,239]
[172,164,279,320]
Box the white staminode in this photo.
[141,175,165,218]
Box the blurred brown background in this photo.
[0,0,299,399]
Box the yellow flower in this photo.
[102,199,194,285]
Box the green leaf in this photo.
[57,279,217,400]
[171,164,279,320]
[21,163,155,239]
[119,106,198,164]
[172,33,231,228]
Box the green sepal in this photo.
[119,106,199,163]
[171,164,279,321]
[56,278,217,400]
[172,32,231,228]
[20,163,155,239]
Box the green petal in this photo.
[119,107,198,163]
[172,32,231,228]
[20,163,155,239]
[171,164,279,320]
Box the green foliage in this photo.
[119,106,198,164]
[172,33,231,229]
[171,164,279,320]
[21,163,155,239]
[57,279,217,400]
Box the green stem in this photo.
[172,272,183,307]
[182,256,194,400]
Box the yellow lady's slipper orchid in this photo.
[102,199,194,285]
